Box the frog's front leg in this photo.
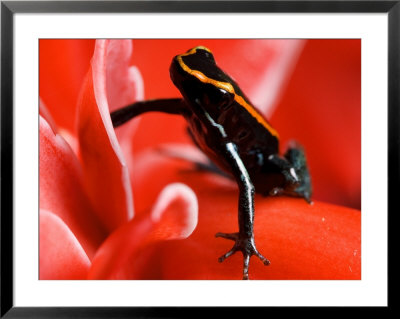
[215,142,270,280]
[111,98,185,127]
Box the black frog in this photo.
[111,46,312,279]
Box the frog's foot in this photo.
[215,232,270,280]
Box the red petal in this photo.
[77,40,138,232]
[39,40,95,133]
[87,183,198,279]
[40,116,106,258]
[158,197,360,280]
[270,39,361,208]
[40,210,90,280]
[129,153,361,279]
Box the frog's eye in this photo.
[196,48,215,63]
[218,89,233,110]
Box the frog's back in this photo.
[170,46,280,176]
[218,91,279,153]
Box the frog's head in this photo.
[270,141,312,203]
[170,46,236,117]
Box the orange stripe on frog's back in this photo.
[176,47,279,139]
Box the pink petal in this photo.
[40,210,90,280]
[40,115,106,258]
[87,183,198,279]
[114,66,145,174]
[105,40,144,144]
[105,41,142,112]
[77,39,140,232]
[150,183,198,240]
[40,98,80,157]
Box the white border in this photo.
[14,13,388,307]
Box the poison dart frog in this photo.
[111,46,312,280]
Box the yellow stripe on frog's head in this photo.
[185,46,212,54]
[176,47,279,139]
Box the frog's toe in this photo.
[216,233,270,279]
[254,250,271,266]
[218,247,238,263]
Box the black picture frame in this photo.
[1,0,396,317]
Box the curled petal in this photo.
[87,183,198,279]
[77,39,140,232]
[105,41,142,112]
[40,115,106,258]
[40,210,90,280]
[150,183,198,240]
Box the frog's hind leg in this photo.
[111,98,186,127]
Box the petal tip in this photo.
[151,183,199,239]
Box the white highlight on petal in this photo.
[129,65,144,101]
[58,128,79,157]
[151,183,198,239]
[115,65,145,158]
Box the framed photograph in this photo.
[1,0,396,317]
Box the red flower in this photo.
[39,39,361,280]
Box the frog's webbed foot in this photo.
[215,232,270,280]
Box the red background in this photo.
[39,39,361,209]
